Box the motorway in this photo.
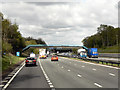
[5,56,118,89]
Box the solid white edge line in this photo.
[2,63,25,90]
[38,58,54,88]
[94,83,102,88]
[59,57,120,69]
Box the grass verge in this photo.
[2,54,25,72]
[98,45,119,53]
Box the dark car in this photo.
[25,57,37,66]
[51,55,58,61]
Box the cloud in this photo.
[1,0,119,45]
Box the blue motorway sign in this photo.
[16,52,20,56]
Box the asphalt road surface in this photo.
[40,57,118,88]
[6,56,118,89]
[6,60,50,89]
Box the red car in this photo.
[51,55,58,61]
[25,57,37,66]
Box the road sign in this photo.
[16,52,20,56]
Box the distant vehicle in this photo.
[72,54,78,58]
[39,49,47,59]
[87,48,98,58]
[25,57,37,66]
[78,51,87,58]
[51,55,58,61]
[39,55,47,59]
[77,49,87,58]
[30,53,36,57]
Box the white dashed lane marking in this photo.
[61,66,64,68]
[48,82,52,85]
[109,73,115,76]
[94,83,102,88]
[68,70,71,72]
[50,85,54,88]
[77,74,82,78]
[82,66,85,67]
[47,80,50,83]
[38,58,55,88]
[92,68,96,71]
[60,57,120,69]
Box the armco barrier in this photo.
[58,55,120,67]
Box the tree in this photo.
[82,24,120,48]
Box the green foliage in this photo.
[33,48,39,54]
[2,14,26,54]
[25,37,46,44]
[1,12,46,55]
[2,54,25,71]
[2,41,12,53]
[82,24,120,49]
[25,40,37,46]
[72,48,78,54]
[98,45,119,53]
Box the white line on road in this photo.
[109,73,115,76]
[1,80,8,83]
[0,85,4,87]
[68,70,71,72]
[94,83,102,88]
[92,68,96,71]
[77,74,82,78]
[69,62,71,63]
[74,64,76,65]
[59,57,120,69]
[38,58,54,88]
[82,66,85,67]
[4,77,11,80]
[48,82,52,85]
[50,85,54,88]
[61,66,64,68]
[8,75,13,77]
[47,80,51,83]
[2,62,25,90]
[46,78,49,81]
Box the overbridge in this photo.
[22,44,88,52]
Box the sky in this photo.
[0,0,119,45]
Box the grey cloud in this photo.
[2,0,118,45]
[26,2,69,6]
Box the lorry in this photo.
[87,48,98,58]
[39,49,47,59]
[77,49,87,58]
